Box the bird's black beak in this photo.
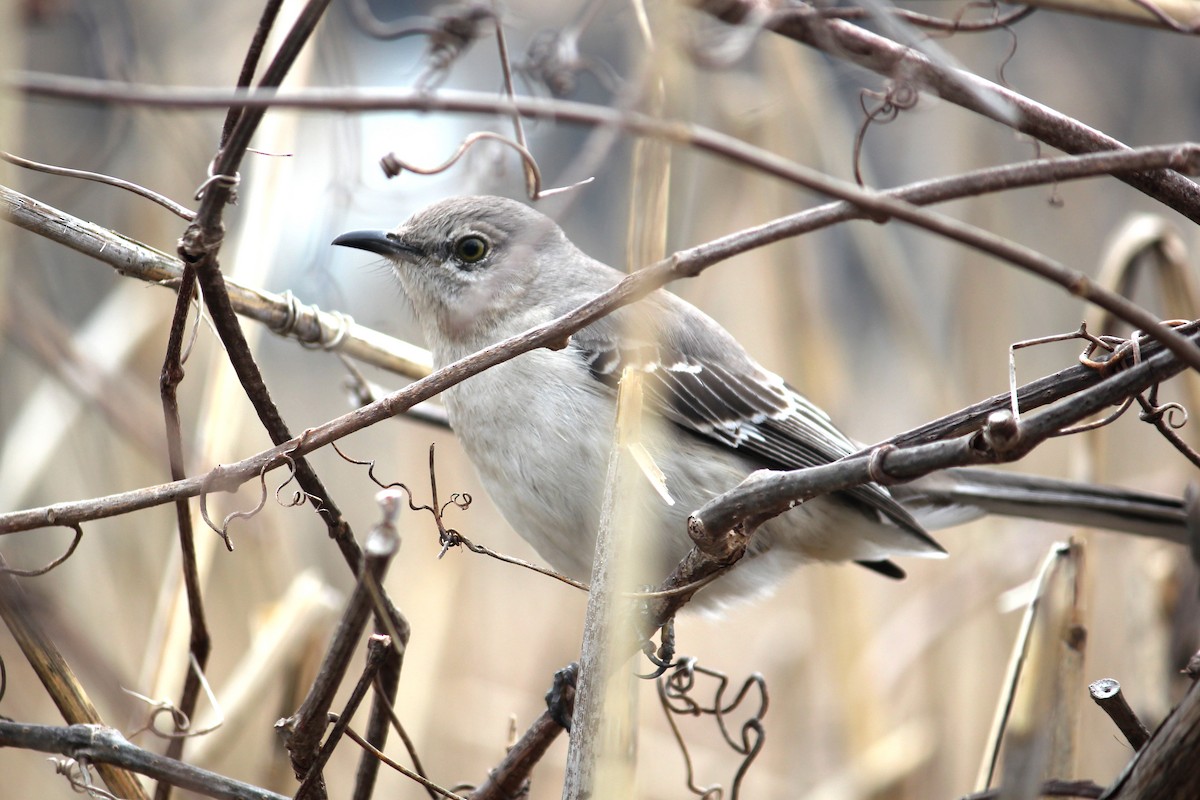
[332,230,419,258]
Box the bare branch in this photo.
[0,721,287,800]
[8,72,1199,221]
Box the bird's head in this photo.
[334,195,574,348]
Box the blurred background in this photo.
[2,1,1199,798]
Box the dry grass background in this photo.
[1,1,1199,798]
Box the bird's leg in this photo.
[636,615,677,679]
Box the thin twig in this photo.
[342,725,469,800]
[0,150,195,219]
[9,73,1200,222]
[0,268,1194,543]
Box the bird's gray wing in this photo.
[567,296,942,557]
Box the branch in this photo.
[1,228,1196,540]
[9,71,1200,223]
[9,78,1200,365]
[0,183,432,378]
[0,721,287,800]
[688,324,1198,550]
[1102,669,1200,798]
[696,0,1200,220]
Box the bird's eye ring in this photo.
[453,235,489,264]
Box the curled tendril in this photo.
[1143,400,1189,429]
[1012,321,1200,460]
[193,156,240,203]
[330,441,589,591]
[658,658,768,799]
[380,131,593,201]
[199,464,271,550]
[274,453,322,509]
[49,758,119,800]
[347,1,498,87]
[0,524,83,577]
[124,655,222,740]
[1054,395,1135,436]
[1137,384,1200,468]
[853,80,920,187]
[516,28,619,97]
[270,290,355,351]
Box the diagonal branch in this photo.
[695,0,1200,219]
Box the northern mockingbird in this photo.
[335,196,1185,608]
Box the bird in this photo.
[334,195,1187,610]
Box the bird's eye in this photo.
[453,235,489,264]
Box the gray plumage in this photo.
[334,196,1186,608]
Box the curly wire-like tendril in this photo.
[1137,383,1200,468]
[50,758,119,800]
[379,130,593,201]
[853,80,919,187]
[658,657,768,799]
[1080,320,1192,373]
[193,156,240,204]
[269,290,355,351]
[199,463,274,550]
[516,28,620,97]
[1053,395,1136,436]
[123,654,223,741]
[273,450,326,511]
[1054,321,1199,439]
[329,441,588,591]
[1055,324,1144,435]
[1007,321,1162,423]
[815,2,1036,33]
[1,150,196,220]
[0,523,84,577]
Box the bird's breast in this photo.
[440,350,617,579]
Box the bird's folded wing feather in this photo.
[566,297,939,549]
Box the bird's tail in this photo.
[895,468,1191,545]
